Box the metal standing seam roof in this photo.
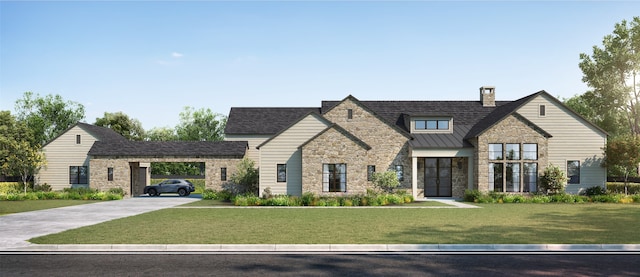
[88,140,248,157]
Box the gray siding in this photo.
[38,126,97,190]
[517,94,607,193]
[259,114,330,196]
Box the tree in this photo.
[145,127,178,141]
[579,17,640,136]
[0,111,45,192]
[228,157,259,195]
[176,107,227,141]
[95,111,145,141]
[14,92,85,145]
[564,94,628,136]
[604,135,640,194]
[540,164,568,195]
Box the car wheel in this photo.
[148,188,157,197]
[178,188,187,196]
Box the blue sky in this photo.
[1,1,639,130]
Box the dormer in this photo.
[480,86,496,107]
[411,117,453,134]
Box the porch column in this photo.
[412,156,418,198]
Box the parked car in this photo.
[144,179,195,197]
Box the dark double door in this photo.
[424,158,452,197]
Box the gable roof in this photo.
[88,140,248,157]
[299,123,372,151]
[43,122,127,147]
[224,107,320,135]
[256,111,332,149]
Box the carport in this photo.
[88,141,247,197]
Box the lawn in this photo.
[179,199,450,207]
[29,203,640,244]
[0,200,100,215]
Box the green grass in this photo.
[29,203,640,244]
[180,199,449,207]
[0,200,100,215]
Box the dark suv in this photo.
[144,179,195,197]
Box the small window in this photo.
[395,165,404,182]
[523,144,538,160]
[567,161,580,184]
[415,120,426,130]
[506,144,520,160]
[489,144,503,160]
[107,167,114,181]
[539,105,546,117]
[347,109,353,120]
[221,167,227,181]
[437,120,449,130]
[76,135,81,144]
[426,120,437,130]
[367,165,376,181]
[277,164,286,182]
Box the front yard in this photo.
[29,203,640,244]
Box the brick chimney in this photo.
[480,86,496,107]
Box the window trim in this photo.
[107,167,114,181]
[539,105,546,117]
[69,166,88,184]
[567,160,580,184]
[277,164,287,183]
[489,143,503,160]
[412,118,453,133]
[323,163,347,192]
[488,142,540,193]
[347,109,353,120]
[76,134,81,144]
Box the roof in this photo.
[88,141,248,157]
[409,125,474,148]
[43,122,126,147]
[299,124,372,151]
[224,107,320,135]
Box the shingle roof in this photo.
[224,107,320,135]
[43,122,126,147]
[465,93,541,139]
[88,141,248,157]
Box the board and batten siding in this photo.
[517,93,607,193]
[258,114,330,196]
[38,126,98,190]
[224,134,270,164]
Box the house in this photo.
[37,87,607,198]
[225,87,607,198]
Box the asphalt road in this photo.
[1,254,639,276]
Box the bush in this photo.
[33,183,52,192]
[607,182,640,194]
[582,186,607,196]
[301,192,316,206]
[371,171,400,193]
[108,187,125,197]
[0,182,21,194]
[463,189,481,202]
[540,164,567,194]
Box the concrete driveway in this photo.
[0,197,199,250]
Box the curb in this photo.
[3,244,640,253]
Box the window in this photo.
[506,144,520,160]
[489,163,504,192]
[69,166,88,184]
[539,105,546,117]
[347,109,353,120]
[395,165,404,181]
[76,135,81,144]
[107,167,114,181]
[221,167,227,181]
[523,163,538,192]
[489,144,503,160]
[323,164,347,192]
[415,119,450,130]
[523,144,538,160]
[367,165,376,181]
[277,164,287,182]
[506,163,520,192]
[567,161,580,184]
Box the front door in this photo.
[424,158,452,197]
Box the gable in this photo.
[300,124,372,151]
[257,112,332,149]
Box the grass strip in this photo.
[30,203,640,244]
[0,200,100,215]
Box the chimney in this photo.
[480,86,496,107]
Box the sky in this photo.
[1,1,639,130]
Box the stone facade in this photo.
[472,114,549,192]
[90,156,243,197]
[301,127,370,195]
[322,97,412,190]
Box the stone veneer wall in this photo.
[472,114,549,192]
[301,127,369,195]
[322,98,411,190]
[90,156,243,196]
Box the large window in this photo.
[69,166,88,184]
[323,164,347,192]
[567,161,580,184]
[277,164,287,182]
[489,143,539,192]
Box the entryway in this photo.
[424,158,452,197]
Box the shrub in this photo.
[607,183,640,194]
[371,171,400,193]
[108,187,125,197]
[0,182,21,194]
[463,189,481,202]
[33,183,52,192]
[540,164,567,194]
[582,186,607,196]
[202,189,218,200]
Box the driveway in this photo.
[0,197,199,250]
